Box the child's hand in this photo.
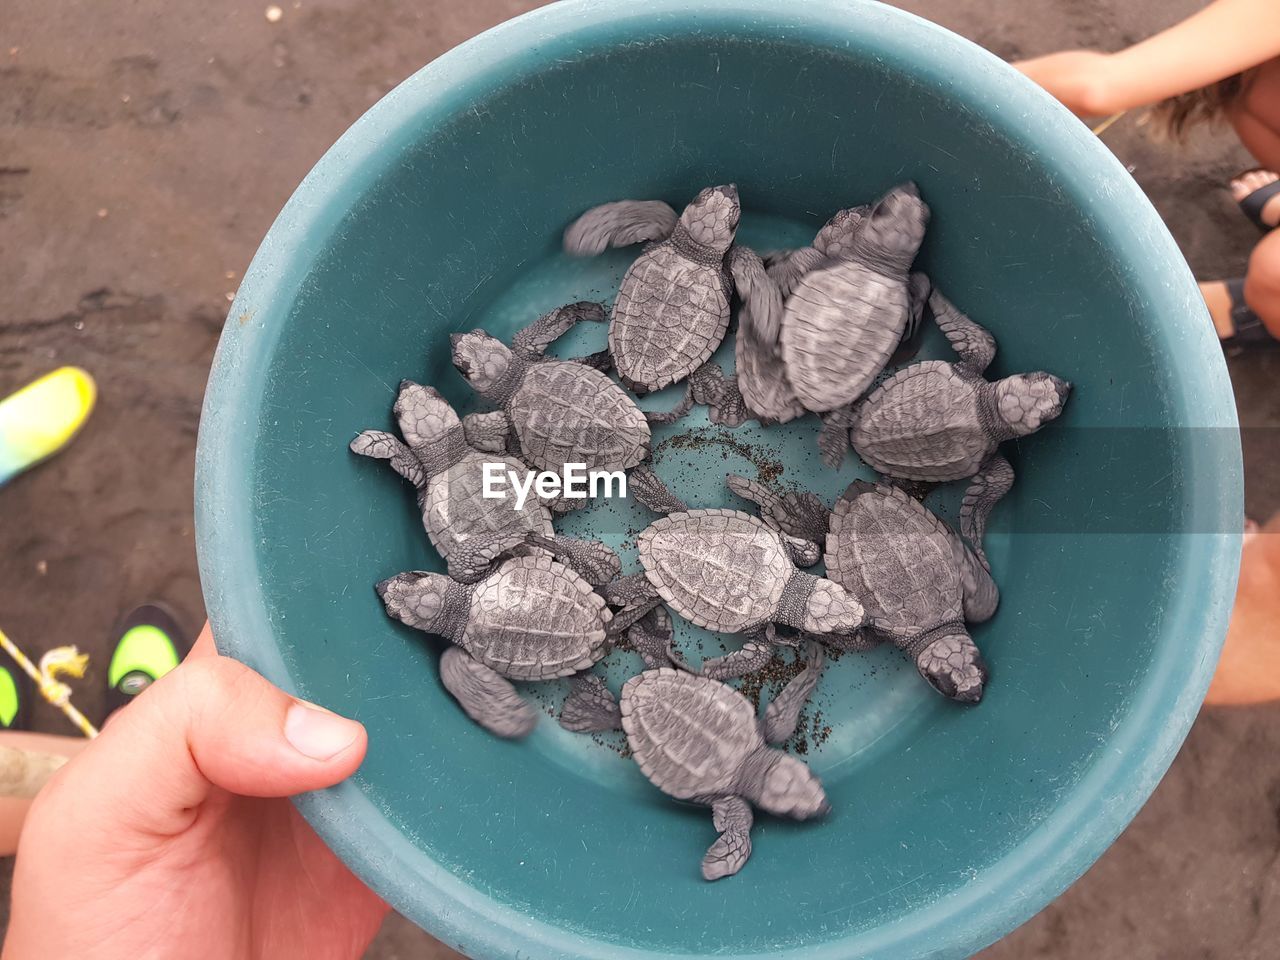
[2,624,388,960]
[1014,50,1116,116]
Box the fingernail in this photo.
[285,700,362,761]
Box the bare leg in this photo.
[1206,512,1280,706]
[1201,229,1280,340]
[702,796,754,880]
[0,733,89,857]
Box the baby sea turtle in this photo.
[351,380,620,585]
[824,288,1072,476]
[827,467,1012,703]
[603,485,868,678]
[450,302,654,477]
[764,204,869,299]
[376,532,629,738]
[559,648,830,880]
[730,461,1014,703]
[779,183,930,414]
[565,185,756,394]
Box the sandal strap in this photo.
[1223,278,1276,344]
[1237,173,1280,232]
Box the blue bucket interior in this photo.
[196,2,1241,958]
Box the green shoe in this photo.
[0,662,32,730]
[104,604,191,719]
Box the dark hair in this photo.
[1147,72,1252,140]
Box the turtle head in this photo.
[746,749,830,820]
[915,628,988,704]
[813,205,869,260]
[798,578,867,636]
[375,571,453,635]
[450,329,513,399]
[995,371,1072,437]
[394,380,460,447]
[679,184,740,253]
[851,182,930,276]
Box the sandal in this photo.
[1234,168,1280,232]
[0,367,96,487]
[0,663,33,731]
[1221,278,1278,347]
[103,603,192,719]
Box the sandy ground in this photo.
[1,0,1278,956]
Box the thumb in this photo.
[55,623,366,837]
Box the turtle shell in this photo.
[509,360,650,472]
[422,451,553,558]
[850,360,995,481]
[637,509,792,631]
[781,261,908,412]
[826,482,963,638]
[462,555,611,681]
[621,668,762,800]
[609,245,731,392]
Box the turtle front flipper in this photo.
[905,625,988,704]
[513,301,606,356]
[762,641,825,744]
[764,246,826,299]
[728,245,784,346]
[526,533,622,587]
[888,271,933,366]
[460,410,512,454]
[960,453,1015,567]
[958,549,1000,623]
[350,430,425,489]
[726,474,831,544]
[626,606,681,670]
[559,674,623,732]
[700,626,777,681]
[440,646,537,738]
[782,534,821,568]
[701,796,754,881]
[628,464,690,514]
[597,574,663,637]
[446,531,528,584]
[643,383,696,426]
[930,288,997,374]
[688,363,750,427]
[570,349,614,373]
[563,200,679,256]
[817,406,856,469]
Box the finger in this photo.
[186,620,217,659]
[44,651,366,837]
